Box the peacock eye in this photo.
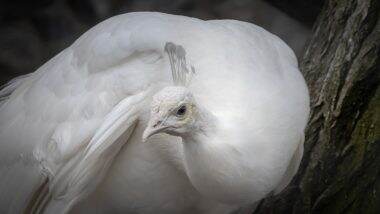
[176,105,187,116]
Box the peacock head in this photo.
[143,42,198,141]
[143,86,197,141]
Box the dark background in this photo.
[0,0,323,85]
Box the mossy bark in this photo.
[255,0,380,213]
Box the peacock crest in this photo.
[164,42,195,86]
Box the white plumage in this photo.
[0,12,309,214]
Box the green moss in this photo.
[320,87,380,213]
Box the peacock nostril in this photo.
[153,120,162,128]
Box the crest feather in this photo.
[164,42,195,86]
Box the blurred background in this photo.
[0,0,324,85]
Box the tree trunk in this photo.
[255,0,380,213]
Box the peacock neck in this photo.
[180,106,247,204]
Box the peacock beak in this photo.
[142,118,168,142]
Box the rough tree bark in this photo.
[255,0,380,213]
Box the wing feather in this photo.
[0,13,179,214]
[32,91,149,213]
